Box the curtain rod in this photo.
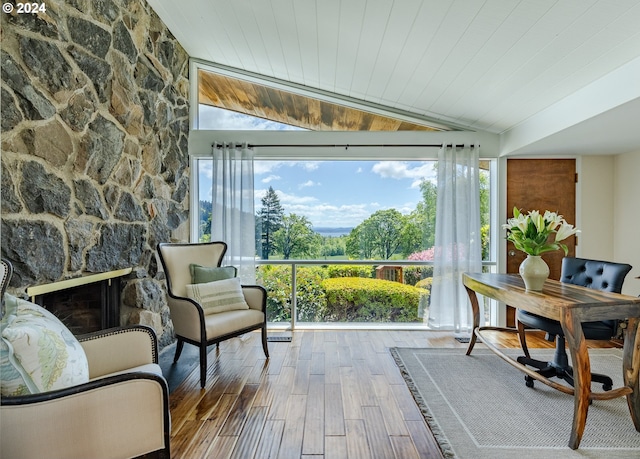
[212,143,478,149]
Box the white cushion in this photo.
[185,277,249,315]
[1,294,89,396]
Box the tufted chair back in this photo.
[561,257,632,332]
[561,257,632,293]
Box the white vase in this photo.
[519,255,549,291]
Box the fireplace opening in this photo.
[27,268,132,336]
[39,284,107,334]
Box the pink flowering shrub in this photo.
[408,248,435,261]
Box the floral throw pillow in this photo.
[1,294,89,396]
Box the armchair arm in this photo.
[166,294,206,341]
[242,284,267,313]
[0,373,170,459]
[79,325,158,379]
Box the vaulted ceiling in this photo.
[147,0,640,155]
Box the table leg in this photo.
[561,310,591,450]
[623,317,640,430]
[464,285,481,356]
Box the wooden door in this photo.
[506,158,577,326]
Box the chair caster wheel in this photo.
[525,376,534,388]
[603,384,612,391]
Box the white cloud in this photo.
[299,180,318,188]
[262,175,281,183]
[301,161,320,171]
[254,161,281,175]
[288,203,373,227]
[371,161,436,183]
[254,160,320,176]
[254,187,381,226]
[276,190,318,205]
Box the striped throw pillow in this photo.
[185,277,249,315]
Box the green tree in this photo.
[273,214,317,259]
[320,235,346,258]
[346,209,406,259]
[479,171,490,228]
[369,209,406,259]
[258,186,284,259]
[198,200,212,242]
[479,170,490,259]
[414,180,438,250]
[346,223,376,259]
[399,215,422,257]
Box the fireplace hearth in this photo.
[27,268,132,335]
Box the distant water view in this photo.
[313,227,353,237]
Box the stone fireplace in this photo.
[0,0,191,350]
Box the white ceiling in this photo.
[147,0,640,156]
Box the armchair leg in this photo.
[199,343,208,388]
[261,325,269,358]
[174,338,185,363]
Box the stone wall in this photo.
[1,0,190,347]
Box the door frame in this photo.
[495,155,582,327]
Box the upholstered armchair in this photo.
[1,260,170,459]
[157,241,269,388]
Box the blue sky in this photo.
[198,106,437,228]
[254,160,436,228]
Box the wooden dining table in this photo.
[462,272,640,449]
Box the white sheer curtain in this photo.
[428,144,482,334]
[211,143,256,283]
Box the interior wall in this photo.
[613,151,640,296]
[0,0,190,346]
[578,153,640,297]
[577,156,615,261]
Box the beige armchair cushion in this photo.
[204,309,265,340]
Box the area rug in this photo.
[390,347,640,459]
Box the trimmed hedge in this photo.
[321,277,423,322]
[326,264,373,278]
[415,277,432,289]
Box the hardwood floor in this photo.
[167,329,618,459]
